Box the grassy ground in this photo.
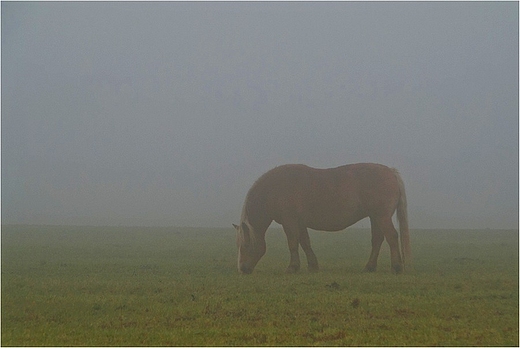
[2,225,518,346]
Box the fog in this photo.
[2,2,518,229]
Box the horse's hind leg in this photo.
[299,227,319,272]
[364,217,384,272]
[379,216,403,274]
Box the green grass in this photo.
[2,225,518,346]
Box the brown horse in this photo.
[233,163,410,274]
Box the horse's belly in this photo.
[303,208,365,232]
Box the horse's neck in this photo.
[243,203,271,234]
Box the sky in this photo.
[2,2,518,229]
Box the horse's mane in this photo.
[239,171,268,246]
[240,176,264,225]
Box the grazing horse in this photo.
[233,163,410,274]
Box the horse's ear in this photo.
[232,223,239,230]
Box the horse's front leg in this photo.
[282,220,301,273]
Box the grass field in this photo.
[2,224,518,346]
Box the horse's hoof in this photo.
[285,266,300,274]
[392,264,403,274]
[363,265,376,273]
[308,265,319,273]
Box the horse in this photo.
[233,163,410,274]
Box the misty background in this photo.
[2,2,518,229]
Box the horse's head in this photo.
[233,221,266,274]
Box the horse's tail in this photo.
[392,168,412,270]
